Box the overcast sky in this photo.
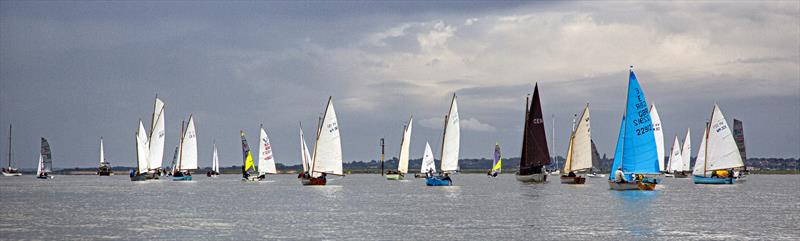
[1,1,798,169]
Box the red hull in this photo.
[301,177,327,185]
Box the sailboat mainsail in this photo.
[40,137,52,173]
[491,143,502,175]
[2,124,22,176]
[212,142,219,174]
[310,97,343,177]
[240,131,256,177]
[36,154,45,177]
[733,119,746,167]
[563,104,592,174]
[176,116,198,171]
[693,124,709,177]
[420,142,436,174]
[397,117,413,174]
[518,84,550,176]
[100,137,106,165]
[650,104,664,172]
[147,97,166,172]
[609,115,626,180]
[258,126,277,175]
[681,129,692,172]
[440,94,460,173]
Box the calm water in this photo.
[1,174,798,240]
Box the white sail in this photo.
[99,137,106,165]
[147,97,166,171]
[650,104,665,172]
[299,126,311,173]
[705,104,744,171]
[36,154,44,176]
[397,117,413,174]
[311,97,343,176]
[178,116,198,171]
[258,127,277,175]
[420,142,436,174]
[212,142,219,173]
[693,125,708,176]
[681,129,692,172]
[135,120,150,173]
[667,136,682,172]
[440,94,460,172]
[565,105,592,172]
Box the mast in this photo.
[380,138,384,176]
[7,124,11,167]
[439,113,447,171]
[552,115,557,172]
[177,120,185,171]
[520,94,529,169]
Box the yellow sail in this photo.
[491,143,502,173]
[244,151,255,173]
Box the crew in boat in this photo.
[567,171,576,177]
[614,168,626,183]
[442,172,451,182]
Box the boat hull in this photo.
[586,173,605,178]
[413,173,428,178]
[515,173,547,183]
[2,171,22,177]
[301,176,327,185]
[385,174,404,180]
[206,171,219,177]
[560,175,586,184]
[425,176,452,186]
[693,175,735,184]
[608,180,656,191]
[172,176,193,181]
[36,175,54,179]
[130,175,147,181]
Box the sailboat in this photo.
[131,120,150,181]
[37,137,54,179]
[172,116,198,181]
[608,67,661,191]
[561,104,592,184]
[650,104,665,173]
[96,137,113,176]
[426,94,459,186]
[733,119,748,177]
[387,117,413,180]
[148,97,166,176]
[693,104,744,184]
[2,124,21,176]
[297,125,313,179]
[300,97,343,186]
[257,125,278,180]
[516,84,551,183]
[415,142,436,178]
[207,142,220,177]
[240,131,259,181]
[587,140,606,178]
[665,136,682,178]
[488,143,502,177]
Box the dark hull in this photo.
[301,176,327,185]
[560,175,586,184]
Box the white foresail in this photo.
[178,116,198,171]
[37,154,44,176]
[567,105,592,172]
[650,105,665,172]
[693,125,709,176]
[99,137,105,164]
[668,136,682,172]
[148,98,166,171]
[706,104,744,171]
[212,142,219,173]
[299,127,311,173]
[398,117,413,174]
[440,94,460,172]
[259,127,277,175]
[420,142,436,174]
[136,120,150,173]
[681,129,692,172]
[311,97,343,176]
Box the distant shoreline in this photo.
[29,168,800,175]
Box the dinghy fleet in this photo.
[2,67,750,190]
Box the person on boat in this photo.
[426,169,433,177]
[614,168,627,183]
[567,171,576,177]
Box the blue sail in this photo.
[609,115,625,181]
[621,70,660,174]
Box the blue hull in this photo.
[172,176,193,181]
[693,176,734,184]
[425,177,451,186]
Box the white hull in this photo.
[516,173,547,183]
[2,172,22,176]
[586,173,605,178]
